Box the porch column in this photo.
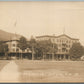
[56,55,58,60]
[52,53,54,60]
[32,53,34,60]
[59,55,62,60]
[32,46,34,60]
[43,53,45,61]
[48,54,50,60]
[68,55,70,60]
[63,54,66,60]
[21,52,23,60]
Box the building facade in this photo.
[36,34,79,60]
[6,37,32,59]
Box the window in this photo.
[62,40,64,43]
[57,39,59,42]
[66,45,68,47]
[58,49,61,52]
[12,44,16,47]
[53,39,55,42]
[59,44,61,47]
[12,48,15,52]
[66,40,68,43]
[75,41,77,43]
[69,41,71,43]
[66,49,68,52]
[69,45,71,48]
[16,48,19,52]
[62,48,66,52]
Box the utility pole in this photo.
[9,35,11,60]
[31,36,35,60]
[32,46,34,60]
[15,32,17,59]
[14,20,17,59]
[52,35,55,60]
[4,48,6,59]
[52,43,55,60]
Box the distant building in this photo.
[36,34,79,60]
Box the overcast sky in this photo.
[0,2,84,45]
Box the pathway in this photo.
[0,60,20,82]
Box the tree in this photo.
[35,40,58,60]
[35,40,48,60]
[28,38,37,60]
[27,39,58,60]
[48,43,58,60]
[0,41,9,59]
[17,36,28,59]
[69,43,84,60]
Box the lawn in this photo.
[0,60,9,71]
[15,60,84,83]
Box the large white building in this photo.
[36,34,79,60]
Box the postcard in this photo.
[0,1,84,83]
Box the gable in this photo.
[57,35,71,40]
[56,34,79,41]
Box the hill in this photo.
[0,30,21,41]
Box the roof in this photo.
[36,35,56,38]
[36,34,79,40]
[4,40,19,43]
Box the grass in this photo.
[15,60,84,82]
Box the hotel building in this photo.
[36,34,79,60]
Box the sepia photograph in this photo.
[0,1,84,83]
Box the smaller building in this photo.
[6,37,32,59]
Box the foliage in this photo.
[27,38,38,59]
[35,40,58,59]
[17,36,28,51]
[36,40,58,54]
[27,39,58,59]
[0,41,8,53]
[17,36,28,59]
[28,38,37,51]
[69,43,84,60]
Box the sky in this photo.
[0,2,84,45]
